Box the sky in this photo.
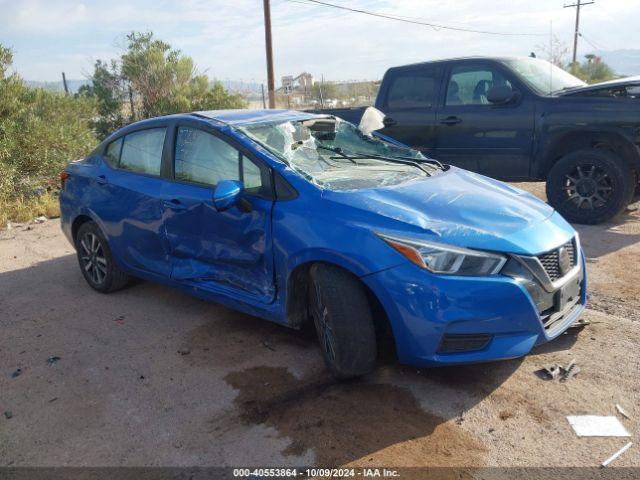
[1,0,639,84]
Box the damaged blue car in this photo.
[60,109,586,378]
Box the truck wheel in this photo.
[75,221,130,293]
[308,264,377,379]
[546,149,635,224]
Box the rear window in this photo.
[119,128,166,176]
[386,68,438,110]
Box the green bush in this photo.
[0,45,97,227]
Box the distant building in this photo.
[279,72,314,95]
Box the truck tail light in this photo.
[60,171,70,189]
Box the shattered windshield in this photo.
[238,117,442,191]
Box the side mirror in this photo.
[487,85,517,105]
[213,180,244,212]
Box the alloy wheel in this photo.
[311,282,336,361]
[79,232,107,285]
[563,164,613,210]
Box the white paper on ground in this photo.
[567,415,631,437]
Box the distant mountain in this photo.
[212,79,264,94]
[24,78,263,95]
[591,50,640,77]
[25,79,90,94]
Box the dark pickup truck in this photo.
[313,56,640,224]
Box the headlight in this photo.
[379,234,507,276]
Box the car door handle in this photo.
[439,116,462,126]
[96,175,108,185]
[382,117,397,127]
[163,199,187,211]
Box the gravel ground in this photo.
[0,183,639,469]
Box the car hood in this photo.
[322,167,574,255]
[557,75,640,96]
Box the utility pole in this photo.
[61,72,69,95]
[564,0,594,66]
[263,0,276,109]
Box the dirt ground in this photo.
[1,182,639,469]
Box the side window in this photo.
[175,127,241,185]
[120,128,166,175]
[105,137,122,167]
[446,65,513,106]
[242,156,265,195]
[386,68,438,110]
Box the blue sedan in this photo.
[59,109,586,378]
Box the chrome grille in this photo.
[536,240,576,281]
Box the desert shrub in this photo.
[0,45,97,227]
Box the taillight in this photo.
[60,171,70,189]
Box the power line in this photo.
[564,0,595,65]
[283,0,545,36]
[578,32,603,51]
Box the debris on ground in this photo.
[567,415,631,437]
[34,216,47,224]
[535,359,579,382]
[616,404,631,420]
[11,368,22,378]
[499,411,514,421]
[262,340,276,351]
[113,315,125,325]
[48,397,58,403]
[177,349,191,356]
[560,359,579,382]
[601,442,633,467]
[569,318,591,329]
[46,356,61,366]
[4,411,12,419]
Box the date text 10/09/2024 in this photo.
[233,468,401,477]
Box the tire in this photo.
[308,264,377,379]
[75,221,129,293]
[546,149,635,224]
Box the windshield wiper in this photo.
[350,152,433,176]
[316,145,359,165]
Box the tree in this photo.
[311,82,339,102]
[535,35,571,68]
[80,60,126,139]
[119,32,246,120]
[572,55,616,84]
[84,32,246,138]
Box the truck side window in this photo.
[446,65,512,106]
[386,69,438,110]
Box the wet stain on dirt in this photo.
[181,312,316,369]
[224,366,487,467]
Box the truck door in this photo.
[377,65,442,156]
[433,62,535,180]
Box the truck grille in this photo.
[536,240,576,281]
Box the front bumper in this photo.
[362,249,586,367]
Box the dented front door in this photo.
[162,124,276,303]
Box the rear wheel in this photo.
[75,221,129,293]
[546,149,635,224]
[308,264,377,379]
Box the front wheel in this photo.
[75,221,130,293]
[546,149,635,224]
[308,264,377,379]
